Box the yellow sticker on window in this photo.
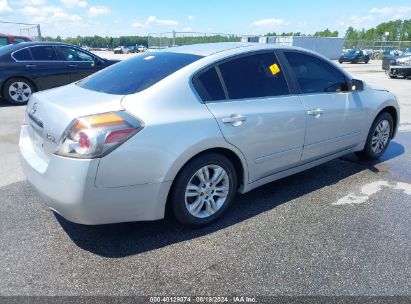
[269,63,281,76]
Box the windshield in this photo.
[77,52,203,95]
[344,50,359,56]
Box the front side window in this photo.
[285,52,348,94]
[29,46,59,61]
[13,48,31,61]
[193,67,226,102]
[78,52,202,95]
[217,52,290,100]
[59,46,94,62]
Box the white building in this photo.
[241,36,345,60]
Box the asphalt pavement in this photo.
[0,60,410,297]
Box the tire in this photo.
[339,61,343,64]
[356,112,393,160]
[365,58,369,64]
[170,153,238,227]
[2,77,35,105]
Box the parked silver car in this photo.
[20,43,400,226]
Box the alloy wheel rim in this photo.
[371,120,390,154]
[184,165,230,219]
[9,82,32,103]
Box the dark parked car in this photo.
[386,53,411,79]
[0,34,31,47]
[0,42,118,104]
[128,46,137,53]
[382,49,411,71]
[339,50,370,64]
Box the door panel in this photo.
[68,61,100,82]
[282,51,366,162]
[299,92,365,161]
[207,96,306,182]
[26,46,70,89]
[24,61,70,90]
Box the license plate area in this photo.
[32,130,44,149]
[27,114,45,150]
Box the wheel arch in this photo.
[375,105,399,138]
[1,76,38,94]
[167,146,248,191]
[164,146,249,217]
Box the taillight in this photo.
[55,111,143,159]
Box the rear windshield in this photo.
[77,52,203,95]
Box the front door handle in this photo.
[25,64,37,68]
[307,108,324,116]
[222,114,246,126]
[68,64,78,67]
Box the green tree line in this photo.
[42,19,411,48]
[266,19,411,41]
[43,34,240,48]
[345,19,411,41]
[266,28,338,37]
[43,35,150,48]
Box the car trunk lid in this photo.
[25,83,125,159]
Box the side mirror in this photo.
[350,79,364,91]
[92,57,104,66]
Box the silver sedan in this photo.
[20,43,400,226]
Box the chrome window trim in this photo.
[190,49,292,103]
[11,44,98,63]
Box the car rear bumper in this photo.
[19,125,172,225]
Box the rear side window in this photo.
[13,38,27,43]
[218,52,290,100]
[13,48,31,61]
[29,46,59,61]
[284,52,348,94]
[78,52,202,95]
[193,67,226,102]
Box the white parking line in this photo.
[332,180,411,206]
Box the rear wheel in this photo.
[170,153,237,226]
[2,77,35,105]
[356,112,393,160]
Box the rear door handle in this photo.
[25,64,37,68]
[68,64,78,67]
[222,114,246,125]
[307,108,324,116]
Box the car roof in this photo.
[0,41,90,55]
[166,42,296,57]
[2,41,79,50]
[0,34,30,38]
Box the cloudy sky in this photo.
[1,0,411,38]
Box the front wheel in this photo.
[170,153,238,226]
[356,112,393,160]
[2,78,35,105]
